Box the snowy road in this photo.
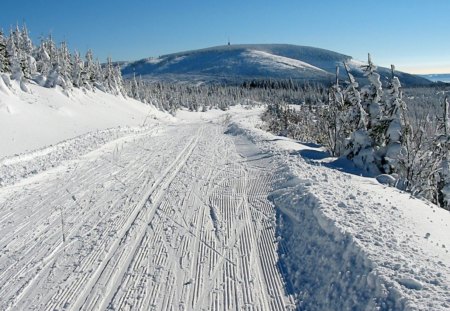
[0,121,296,310]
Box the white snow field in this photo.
[0,85,449,310]
[0,80,170,158]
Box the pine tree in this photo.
[34,40,51,85]
[20,24,33,55]
[343,62,367,131]
[92,59,105,91]
[114,64,125,96]
[83,49,95,89]
[326,66,345,156]
[10,25,30,79]
[361,53,383,140]
[382,65,407,174]
[0,29,10,73]
[71,51,84,88]
[103,56,117,94]
[6,29,23,81]
[45,35,58,63]
[346,54,385,174]
[343,62,371,163]
[129,72,139,100]
[58,41,72,89]
[435,97,450,209]
[20,24,36,78]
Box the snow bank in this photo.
[0,80,170,158]
[226,116,450,310]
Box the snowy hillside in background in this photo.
[0,80,169,158]
[421,73,450,83]
[121,44,432,86]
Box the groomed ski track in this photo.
[0,120,296,310]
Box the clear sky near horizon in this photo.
[0,0,449,74]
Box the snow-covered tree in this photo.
[435,97,450,209]
[325,66,345,156]
[114,64,125,96]
[129,72,140,100]
[342,62,372,164]
[345,54,385,174]
[45,35,58,64]
[71,51,84,88]
[34,40,51,85]
[361,54,383,140]
[104,56,117,94]
[343,62,367,132]
[20,25,33,55]
[19,24,36,78]
[382,65,407,174]
[6,30,23,81]
[0,29,10,73]
[92,60,105,90]
[83,49,95,89]
[57,41,73,89]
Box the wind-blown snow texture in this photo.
[121,44,432,86]
[0,82,448,310]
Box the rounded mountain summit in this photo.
[120,44,431,86]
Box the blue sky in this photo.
[1,0,449,74]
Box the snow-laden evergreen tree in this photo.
[6,30,24,81]
[346,54,384,174]
[435,97,450,210]
[45,35,58,64]
[57,41,73,89]
[103,56,121,95]
[92,60,105,91]
[10,25,29,79]
[114,64,125,96]
[325,66,345,156]
[19,24,36,78]
[128,72,140,100]
[0,29,10,73]
[361,54,383,141]
[45,55,64,88]
[382,65,407,174]
[34,40,51,85]
[83,49,95,89]
[20,25,33,55]
[343,62,371,162]
[343,62,367,131]
[71,51,84,88]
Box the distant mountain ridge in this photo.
[120,44,432,86]
[420,73,450,83]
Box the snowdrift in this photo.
[225,115,450,310]
[0,80,168,158]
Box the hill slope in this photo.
[121,44,432,86]
[0,80,168,158]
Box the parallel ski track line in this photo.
[75,126,203,311]
[0,126,163,296]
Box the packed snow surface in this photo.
[0,86,448,310]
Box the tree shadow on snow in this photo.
[323,157,373,178]
[290,148,374,178]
